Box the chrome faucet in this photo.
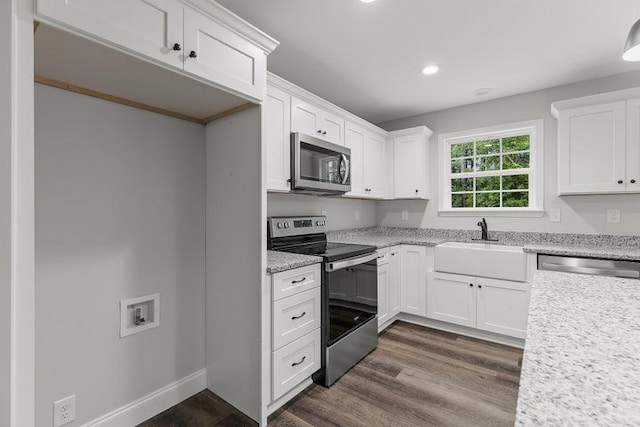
[472,218,497,241]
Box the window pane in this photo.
[451,193,474,208]
[476,192,500,207]
[451,142,474,158]
[451,178,473,192]
[502,174,529,190]
[475,176,500,191]
[476,156,500,171]
[502,191,529,207]
[451,159,462,174]
[462,158,475,172]
[502,135,530,152]
[476,139,500,155]
[503,152,529,169]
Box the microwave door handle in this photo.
[340,154,350,185]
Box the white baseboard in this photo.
[82,369,207,427]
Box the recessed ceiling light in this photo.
[360,0,376,3]
[472,87,493,96]
[421,65,439,75]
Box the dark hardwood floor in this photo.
[139,321,523,427]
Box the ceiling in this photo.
[216,0,640,124]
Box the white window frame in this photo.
[438,119,544,217]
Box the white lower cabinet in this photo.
[377,245,401,331]
[427,271,529,339]
[400,245,431,317]
[268,264,321,403]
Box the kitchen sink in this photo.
[434,241,527,282]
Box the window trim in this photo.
[438,119,544,216]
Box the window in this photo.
[439,120,543,216]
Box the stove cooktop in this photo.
[278,242,376,263]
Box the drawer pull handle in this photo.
[291,311,306,320]
[291,277,306,284]
[291,356,306,367]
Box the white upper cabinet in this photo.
[36,0,276,102]
[291,97,344,146]
[265,85,291,192]
[182,7,267,101]
[344,121,386,198]
[36,0,184,68]
[389,127,432,199]
[553,88,640,195]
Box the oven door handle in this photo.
[325,252,377,272]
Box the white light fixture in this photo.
[360,0,376,3]
[623,18,640,61]
[421,65,439,75]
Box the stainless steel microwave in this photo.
[291,132,351,195]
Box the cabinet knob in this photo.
[188,50,197,58]
[317,130,322,134]
[618,180,624,184]
[415,189,419,194]
[478,285,482,289]
[632,179,637,184]
[469,283,473,287]
[172,43,181,51]
[323,131,327,135]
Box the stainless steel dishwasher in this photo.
[538,254,640,279]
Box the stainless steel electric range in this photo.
[268,216,378,386]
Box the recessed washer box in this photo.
[120,293,160,338]
[435,242,527,282]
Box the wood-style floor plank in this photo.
[138,321,523,427]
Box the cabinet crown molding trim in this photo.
[183,0,279,54]
[551,86,640,119]
[267,72,388,137]
[388,125,434,139]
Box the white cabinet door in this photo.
[344,123,366,197]
[377,263,390,329]
[36,0,183,68]
[265,85,291,192]
[427,272,476,328]
[557,101,627,194]
[400,245,427,317]
[183,7,266,101]
[272,288,321,350]
[291,97,344,145]
[388,247,402,318]
[476,278,529,339]
[364,133,385,198]
[626,98,640,193]
[393,134,428,199]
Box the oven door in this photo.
[291,132,351,194]
[324,253,377,346]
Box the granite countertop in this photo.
[266,250,322,274]
[328,230,445,249]
[523,243,640,261]
[516,270,640,425]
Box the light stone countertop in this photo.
[515,270,640,426]
[266,250,321,274]
[523,243,640,261]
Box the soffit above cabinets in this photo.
[34,24,254,124]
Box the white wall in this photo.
[378,70,640,236]
[268,193,377,230]
[35,84,206,425]
[205,106,262,421]
[0,0,11,422]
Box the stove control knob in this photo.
[284,222,290,228]
[277,222,283,229]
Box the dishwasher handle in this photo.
[540,261,640,279]
[326,252,377,272]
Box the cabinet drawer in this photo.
[272,264,320,301]
[273,287,321,350]
[376,248,390,265]
[272,328,321,400]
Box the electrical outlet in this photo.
[53,395,76,427]
[355,210,360,221]
[401,210,409,221]
[549,208,561,223]
[607,209,621,223]
[321,210,327,216]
